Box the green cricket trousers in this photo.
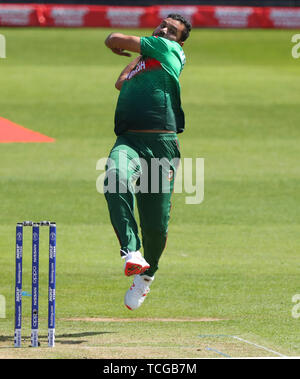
[104,131,180,277]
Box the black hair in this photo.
[167,13,192,42]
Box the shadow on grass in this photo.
[0,331,115,346]
[57,331,115,345]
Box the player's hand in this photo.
[110,48,132,57]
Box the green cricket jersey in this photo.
[114,36,186,136]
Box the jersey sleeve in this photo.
[140,36,185,78]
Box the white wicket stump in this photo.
[48,328,55,347]
[14,328,21,348]
[31,329,39,347]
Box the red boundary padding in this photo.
[0,117,55,143]
[0,4,299,29]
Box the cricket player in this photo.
[104,14,191,310]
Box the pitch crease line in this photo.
[232,336,287,357]
[205,347,231,358]
[198,334,287,357]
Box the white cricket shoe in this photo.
[124,274,154,310]
[122,251,150,277]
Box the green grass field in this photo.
[0,27,299,359]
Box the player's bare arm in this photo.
[115,55,142,91]
[105,33,141,56]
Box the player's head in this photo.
[152,13,192,46]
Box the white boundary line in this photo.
[232,336,287,357]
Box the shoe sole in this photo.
[124,262,150,277]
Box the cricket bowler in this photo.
[104,14,192,310]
